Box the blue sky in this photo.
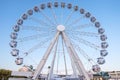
[0,0,120,72]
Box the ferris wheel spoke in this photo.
[29,17,53,27]
[39,10,57,26]
[64,10,74,25]
[60,8,63,24]
[24,37,51,56]
[25,55,38,65]
[66,23,93,33]
[21,25,56,32]
[70,35,100,50]
[67,16,85,27]
[67,31,99,37]
[18,33,52,42]
[78,32,99,37]
[72,42,96,65]
[76,23,94,30]
[50,8,58,25]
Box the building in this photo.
[108,71,120,80]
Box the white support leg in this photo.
[63,49,68,75]
[62,39,68,75]
[62,32,90,80]
[61,32,79,78]
[32,31,60,80]
[71,57,78,78]
[48,39,58,80]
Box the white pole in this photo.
[62,31,90,80]
[32,31,60,80]
[61,32,78,77]
[62,38,68,75]
[48,38,59,80]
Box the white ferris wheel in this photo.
[10,1,108,80]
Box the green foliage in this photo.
[0,69,11,80]
[99,71,111,80]
[29,65,33,70]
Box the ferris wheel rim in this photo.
[10,1,108,76]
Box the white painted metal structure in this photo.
[11,71,32,78]
[32,25,90,80]
[10,1,109,80]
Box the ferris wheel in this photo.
[10,1,108,80]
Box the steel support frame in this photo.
[32,31,60,80]
[62,32,90,80]
[32,31,90,80]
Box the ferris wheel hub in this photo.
[57,25,65,31]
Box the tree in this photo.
[99,71,111,80]
[0,69,11,80]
